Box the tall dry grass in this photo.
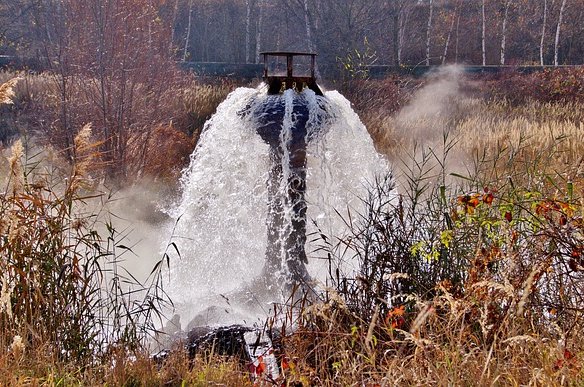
[0,78,173,384]
[141,78,237,183]
[0,70,241,186]
[1,71,584,385]
[273,75,584,386]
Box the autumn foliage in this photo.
[276,141,584,385]
[2,61,584,384]
[482,67,584,104]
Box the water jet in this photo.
[243,52,329,290]
[160,52,388,375]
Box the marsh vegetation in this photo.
[0,66,583,385]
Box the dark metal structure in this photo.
[254,96,314,286]
[237,51,330,289]
[261,51,323,96]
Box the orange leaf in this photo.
[482,193,494,205]
[392,305,405,317]
[256,356,266,375]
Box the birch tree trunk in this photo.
[182,0,193,62]
[392,10,399,66]
[442,2,459,64]
[482,0,486,66]
[303,0,314,52]
[245,0,251,63]
[397,5,411,66]
[425,0,433,66]
[554,0,567,66]
[500,0,511,65]
[540,0,547,65]
[455,8,460,62]
[169,0,179,50]
[255,0,263,63]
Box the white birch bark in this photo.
[255,0,263,63]
[182,0,193,62]
[397,6,411,65]
[500,0,511,65]
[245,0,251,63]
[303,0,314,52]
[455,9,460,62]
[540,0,548,65]
[442,3,459,64]
[170,0,179,49]
[482,0,486,66]
[554,0,567,66]
[425,0,434,66]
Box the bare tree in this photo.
[425,0,434,65]
[442,0,461,64]
[245,0,252,63]
[554,0,568,66]
[183,0,193,62]
[387,0,412,66]
[303,0,314,52]
[0,0,38,55]
[28,0,176,180]
[169,0,180,50]
[256,0,264,63]
[482,0,486,65]
[500,0,512,65]
[7,0,584,77]
[540,0,548,65]
[454,6,460,62]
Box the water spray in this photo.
[244,52,329,291]
[160,50,388,383]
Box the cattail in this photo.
[0,77,21,105]
[8,139,24,195]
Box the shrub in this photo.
[480,67,584,104]
[280,124,584,385]
[0,79,171,369]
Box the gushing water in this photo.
[164,85,388,327]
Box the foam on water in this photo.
[164,86,389,327]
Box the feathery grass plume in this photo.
[71,123,94,191]
[0,274,13,319]
[8,139,24,195]
[0,77,21,105]
[9,335,24,357]
[74,123,92,149]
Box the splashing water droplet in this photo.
[163,85,389,327]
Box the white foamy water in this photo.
[163,86,389,327]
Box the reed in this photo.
[0,78,172,384]
[280,127,584,385]
[1,72,583,385]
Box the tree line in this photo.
[0,0,583,182]
[2,0,583,71]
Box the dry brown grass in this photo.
[0,71,240,186]
[282,279,584,385]
[361,83,584,195]
[0,345,253,386]
[1,74,584,385]
[277,76,584,386]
